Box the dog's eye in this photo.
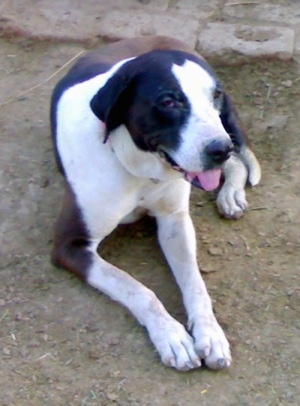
[159,96,176,108]
[213,88,222,100]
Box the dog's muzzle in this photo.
[159,138,233,192]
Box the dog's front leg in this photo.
[157,212,231,369]
[86,253,202,371]
[55,242,201,371]
[216,153,249,219]
[217,148,261,219]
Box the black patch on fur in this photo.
[51,46,249,173]
[51,185,93,282]
[219,93,249,151]
[90,50,216,154]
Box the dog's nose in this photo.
[205,139,233,165]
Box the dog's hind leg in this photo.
[51,184,94,280]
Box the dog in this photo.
[50,36,261,371]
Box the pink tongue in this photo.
[186,169,222,191]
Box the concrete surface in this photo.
[0,0,299,63]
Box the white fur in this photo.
[239,145,262,186]
[170,61,231,172]
[54,56,260,370]
[217,147,261,219]
[217,154,249,219]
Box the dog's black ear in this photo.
[90,70,133,142]
[219,93,249,152]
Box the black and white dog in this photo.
[50,36,261,371]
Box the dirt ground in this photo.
[0,30,300,406]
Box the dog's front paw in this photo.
[217,149,261,219]
[148,316,201,371]
[216,183,248,219]
[188,314,231,370]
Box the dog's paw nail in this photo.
[217,358,226,368]
[195,358,202,368]
[168,357,176,368]
[197,346,210,358]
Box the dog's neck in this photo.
[108,125,181,182]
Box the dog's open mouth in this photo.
[185,169,221,191]
[159,150,222,191]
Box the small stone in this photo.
[88,349,101,360]
[201,267,216,274]
[40,178,49,188]
[0,299,5,306]
[3,347,11,356]
[207,246,223,256]
[85,324,99,333]
[108,337,120,346]
[281,80,292,87]
[106,392,119,401]
[110,370,121,378]
[27,339,39,348]
[14,312,23,321]
[20,346,30,358]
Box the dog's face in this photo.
[90,50,235,191]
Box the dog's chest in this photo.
[135,177,188,218]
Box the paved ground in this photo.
[0,0,299,62]
[0,1,299,405]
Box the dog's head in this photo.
[90,50,242,191]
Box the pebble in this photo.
[88,349,101,360]
[3,347,11,356]
[207,246,223,256]
[108,337,120,346]
[201,267,216,274]
[20,346,30,358]
[106,392,119,401]
[281,80,292,87]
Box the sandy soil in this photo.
[0,35,299,405]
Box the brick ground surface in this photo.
[0,0,298,63]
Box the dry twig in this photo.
[0,50,84,108]
[225,1,260,6]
